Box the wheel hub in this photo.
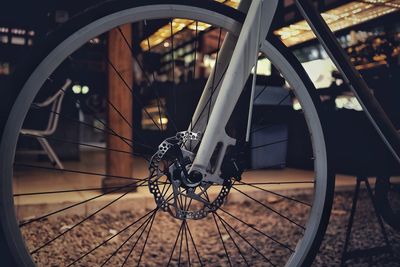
[148,131,233,220]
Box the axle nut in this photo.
[189,170,203,184]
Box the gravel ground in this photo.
[22,189,400,266]
[314,190,400,267]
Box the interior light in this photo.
[160,118,168,125]
[335,96,363,111]
[89,37,100,44]
[11,37,25,46]
[81,85,90,94]
[274,1,400,47]
[292,99,302,110]
[72,85,81,94]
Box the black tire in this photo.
[375,176,400,231]
[0,1,334,266]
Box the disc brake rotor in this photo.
[148,131,233,220]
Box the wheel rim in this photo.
[0,3,330,266]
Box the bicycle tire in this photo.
[0,1,334,266]
[375,176,400,231]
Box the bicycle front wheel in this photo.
[0,0,334,266]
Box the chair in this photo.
[20,79,72,169]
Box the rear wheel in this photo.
[375,176,400,231]
[0,1,333,266]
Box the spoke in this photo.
[101,96,154,152]
[140,32,163,130]
[69,208,156,266]
[32,107,154,154]
[189,20,199,151]
[178,187,187,210]
[197,186,211,202]
[117,26,177,132]
[253,84,268,102]
[58,62,134,140]
[106,56,161,131]
[216,181,315,186]
[13,181,163,197]
[144,23,179,132]
[250,124,273,134]
[277,92,291,105]
[162,179,183,205]
[237,180,311,207]
[20,180,141,227]
[160,181,172,200]
[216,214,250,266]
[209,180,316,186]
[184,221,191,267]
[32,94,148,157]
[183,190,188,211]
[170,19,176,116]
[205,191,232,265]
[239,89,292,143]
[30,182,141,254]
[232,186,305,229]
[250,139,288,150]
[185,221,203,267]
[55,91,134,150]
[215,212,276,266]
[121,211,157,267]
[186,196,194,211]
[192,21,198,81]
[136,210,157,267]
[206,27,223,124]
[212,212,232,267]
[178,219,184,267]
[167,220,185,267]
[40,84,153,153]
[164,190,176,204]
[219,208,294,252]
[107,98,135,130]
[156,95,164,132]
[99,221,150,267]
[144,25,157,82]
[20,133,148,159]
[84,113,153,155]
[253,87,290,107]
[83,73,135,133]
[190,65,228,131]
[119,25,153,85]
[15,163,144,182]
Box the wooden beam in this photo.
[102,24,136,192]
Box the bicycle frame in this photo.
[189,0,400,182]
[296,0,400,164]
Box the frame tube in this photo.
[296,0,400,163]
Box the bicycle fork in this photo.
[188,0,279,184]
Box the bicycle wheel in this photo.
[375,176,400,231]
[0,0,334,266]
